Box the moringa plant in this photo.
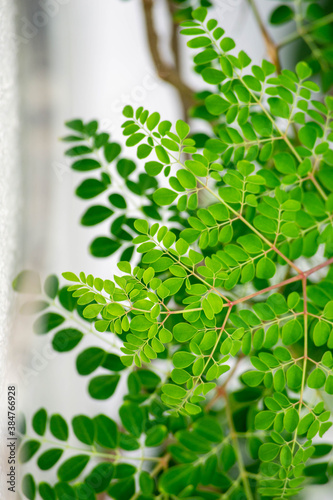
[15,5,333,500]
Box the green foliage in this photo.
[15,5,333,500]
[62,118,191,262]
[268,0,333,90]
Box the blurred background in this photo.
[1,0,333,498]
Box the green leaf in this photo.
[33,313,65,334]
[32,408,47,436]
[76,347,105,375]
[147,112,160,131]
[94,414,118,449]
[52,328,83,352]
[123,105,133,118]
[90,237,121,257]
[162,384,187,399]
[72,415,95,445]
[54,483,76,499]
[145,425,168,447]
[57,455,90,481]
[323,301,333,319]
[173,351,196,368]
[273,153,296,174]
[251,115,273,137]
[110,193,127,209]
[44,275,59,299]
[65,118,84,132]
[65,145,92,156]
[270,5,293,25]
[39,483,56,500]
[119,403,145,438]
[255,411,275,430]
[280,444,292,467]
[85,463,114,493]
[287,364,303,391]
[88,375,120,400]
[256,257,276,279]
[176,120,190,140]
[145,161,164,176]
[268,97,289,119]
[76,179,107,199]
[296,61,312,80]
[313,321,331,347]
[19,440,41,463]
[72,158,101,171]
[108,477,135,500]
[284,408,299,433]
[188,36,211,49]
[62,272,80,282]
[242,371,265,387]
[153,188,177,206]
[22,474,36,500]
[139,471,154,495]
[173,323,197,342]
[117,158,135,178]
[205,95,230,115]
[282,319,303,345]
[308,368,326,389]
[259,443,280,461]
[37,449,64,470]
[50,414,68,441]
[81,205,113,226]
[299,125,317,149]
[159,465,195,496]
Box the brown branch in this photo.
[151,452,171,477]
[224,391,254,500]
[206,257,333,418]
[166,0,180,73]
[247,0,281,73]
[228,256,333,308]
[205,355,244,412]
[141,0,195,119]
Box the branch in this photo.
[229,256,333,307]
[224,391,254,500]
[247,0,281,73]
[166,0,180,73]
[141,0,195,119]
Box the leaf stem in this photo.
[224,390,253,500]
[277,13,333,50]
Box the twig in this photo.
[141,0,195,120]
[151,452,171,477]
[205,355,244,412]
[228,256,333,307]
[247,0,281,73]
[166,0,180,73]
[224,391,254,500]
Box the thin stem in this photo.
[277,13,333,49]
[281,276,308,498]
[227,256,333,307]
[18,434,159,463]
[224,391,253,500]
